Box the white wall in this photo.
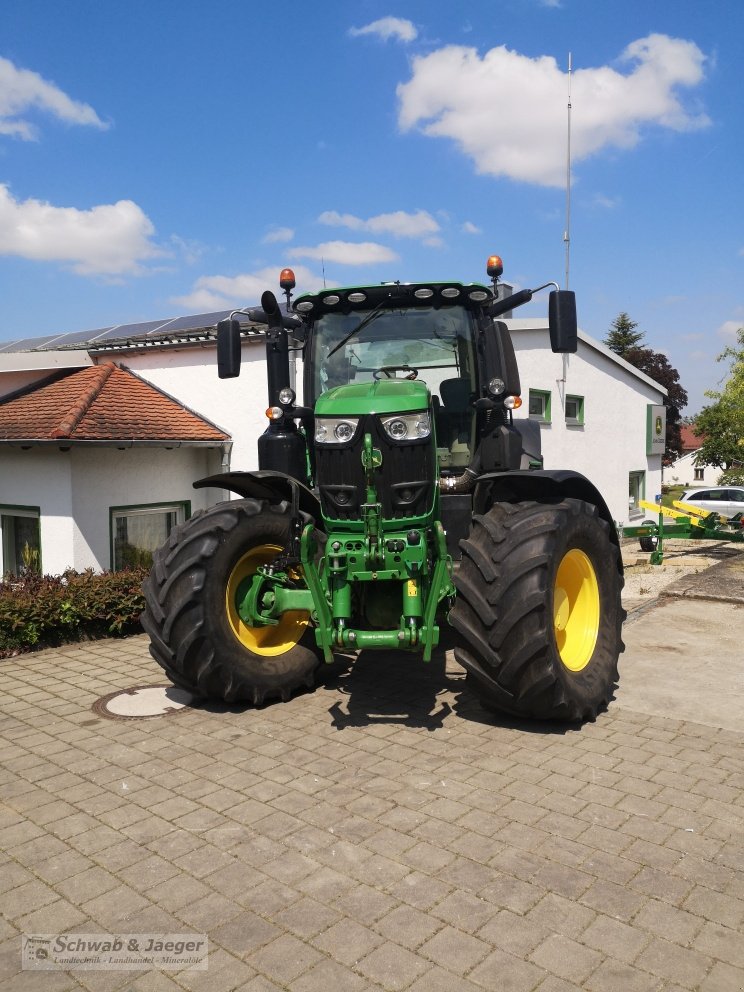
[70,446,223,570]
[508,322,665,526]
[1,445,223,574]
[0,449,75,575]
[666,450,720,488]
[115,339,279,473]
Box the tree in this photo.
[604,312,645,357]
[695,328,744,484]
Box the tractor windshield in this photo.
[305,304,479,469]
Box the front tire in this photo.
[450,498,624,722]
[141,499,320,704]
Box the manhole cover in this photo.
[92,685,197,720]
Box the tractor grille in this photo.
[317,414,435,521]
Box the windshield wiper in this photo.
[327,300,388,359]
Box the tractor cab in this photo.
[298,281,496,475]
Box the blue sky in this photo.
[1,0,742,413]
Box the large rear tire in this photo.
[450,498,624,722]
[141,499,320,704]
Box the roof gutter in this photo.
[0,439,228,449]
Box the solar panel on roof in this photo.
[50,327,117,349]
[5,334,81,352]
[157,312,233,334]
[0,304,266,355]
[95,319,172,339]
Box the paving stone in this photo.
[419,924,491,974]
[699,960,744,992]
[312,918,384,966]
[580,913,651,964]
[634,936,713,988]
[584,958,665,992]
[289,955,371,992]
[692,920,744,970]
[580,878,648,921]
[632,898,704,945]
[355,941,432,990]
[469,947,547,991]
[2,637,744,992]
[529,933,604,984]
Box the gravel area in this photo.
[621,538,739,607]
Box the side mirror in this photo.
[217,318,241,378]
[549,290,578,353]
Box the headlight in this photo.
[381,413,431,442]
[315,417,359,444]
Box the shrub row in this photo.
[0,568,149,658]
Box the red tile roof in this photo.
[680,424,704,452]
[0,363,229,443]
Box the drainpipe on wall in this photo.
[221,441,233,502]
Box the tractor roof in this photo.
[293,281,494,318]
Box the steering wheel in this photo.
[373,365,419,381]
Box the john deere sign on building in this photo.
[647,404,666,455]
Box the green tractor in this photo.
[142,258,624,722]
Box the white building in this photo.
[0,311,665,575]
[665,425,719,488]
[508,319,666,523]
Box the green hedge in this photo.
[0,568,148,658]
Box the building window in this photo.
[628,471,645,518]
[0,506,41,576]
[565,394,584,425]
[694,467,704,481]
[110,502,190,571]
[528,389,551,423]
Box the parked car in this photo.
[679,487,744,519]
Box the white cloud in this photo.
[172,264,325,311]
[289,241,399,265]
[0,184,162,275]
[263,226,295,244]
[0,56,107,140]
[349,17,417,43]
[318,209,439,239]
[397,34,709,187]
[591,193,620,209]
[462,221,482,234]
[718,320,743,339]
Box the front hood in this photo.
[315,379,430,416]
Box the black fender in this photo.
[194,470,322,524]
[473,469,621,550]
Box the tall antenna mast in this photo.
[563,52,572,289]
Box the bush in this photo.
[0,568,148,658]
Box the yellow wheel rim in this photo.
[226,544,309,656]
[553,549,600,672]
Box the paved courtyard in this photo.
[1,590,744,991]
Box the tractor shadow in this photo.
[318,646,456,731]
[317,629,584,736]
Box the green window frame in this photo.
[0,504,41,576]
[628,471,645,518]
[110,501,191,571]
[565,394,584,425]
[528,389,551,423]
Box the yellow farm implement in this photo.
[623,499,743,564]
